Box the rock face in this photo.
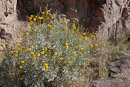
[91,77,130,87]
[0,0,28,51]
[91,57,130,87]
[108,58,130,80]
[17,0,130,40]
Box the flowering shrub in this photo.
[0,10,92,87]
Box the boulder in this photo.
[91,57,130,87]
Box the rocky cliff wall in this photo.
[12,0,130,40]
[0,0,27,50]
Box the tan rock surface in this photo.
[0,0,28,51]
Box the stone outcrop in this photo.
[91,77,130,87]
[0,0,28,51]
[17,0,130,40]
[91,57,130,87]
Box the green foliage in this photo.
[0,11,90,87]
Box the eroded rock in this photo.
[91,77,130,87]
[91,57,130,87]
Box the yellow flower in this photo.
[53,56,55,58]
[61,19,63,23]
[80,69,83,72]
[54,52,57,55]
[21,61,24,63]
[44,63,48,69]
[48,10,50,12]
[6,41,8,44]
[10,51,14,53]
[83,33,86,35]
[67,19,69,22]
[24,49,27,52]
[29,26,32,28]
[15,54,18,57]
[34,57,38,60]
[41,17,43,19]
[31,52,34,55]
[24,59,27,61]
[31,15,33,17]
[64,18,66,21]
[69,51,71,53]
[46,17,50,20]
[60,57,63,60]
[95,43,97,46]
[29,23,32,26]
[42,12,45,14]
[35,26,38,30]
[81,48,84,50]
[38,17,41,19]
[44,47,47,51]
[20,65,23,69]
[76,29,79,32]
[72,25,76,30]
[64,29,67,32]
[79,45,81,47]
[26,32,29,35]
[17,61,20,64]
[41,51,45,54]
[67,58,70,61]
[66,42,69,45]
[73,69,76,71]
[28,22,32,24]
[25,28,28,31]
[15,50,18,53]
[31,45,34,49]
[85,36,87,40]
[65,46,68,49]
[28,48,31,52]
[38,53,40,56]
[46,10,50,15]
[29,17,32,20]
[73,52,78,56]
[0,51,2,55]
[33,18,36,21]
[90,44,94,48]
[16,43,21,46]
[87,61,90,65]
[2,45,5,48]
[47,24,52,28]
[91,35,93,37]
[68,61,72,64]
[34,57,37,60]
[82,36,84,39]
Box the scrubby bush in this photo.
[0,10,92,87]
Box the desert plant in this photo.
[0,10,91,87]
